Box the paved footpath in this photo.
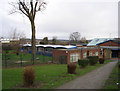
[57,61,118,89]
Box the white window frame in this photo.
[83,52,87,58]
[95,51,98,56]
[70,53,80,62]
[89,51,93,56]
[100,50,103,56]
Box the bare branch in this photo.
[9,10,23,15]
[33,1,38,19]
[19,0,30,15]
[30,0,33,16]
[19,3,29,17]
[36,2,46,12]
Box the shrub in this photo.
[99,58,104,64]
[87,56,99,65]
[119,62,120,69]
[78,59,89,68]
[23,66,35,87]
[67,63,76,74]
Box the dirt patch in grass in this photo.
[15,61,28,64]
[12,82,49,89]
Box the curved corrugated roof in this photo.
[87,38,114,46]
[36,45,77,49]
[23,44,77,49]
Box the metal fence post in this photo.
[20,53,22,67]
[81,48,83,59]
[52,53,53,63]
[5,53,7,67]
[43,48,45,63]
[43,54,45,63]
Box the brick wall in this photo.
[53,48,104,64]
[98,41,119,47]
[53,50,68,64]
[67,50,81,63]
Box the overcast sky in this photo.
[0,0,119,40]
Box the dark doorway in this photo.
[59,56,67,64]
[112,50,118,58]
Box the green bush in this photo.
[99,58,104,64]
[119,62,120,69]
[78,59,89,68]
[87,56,99,65]
[67,63,76,74]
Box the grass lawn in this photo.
[2,60,114,89]
[103,62,119,89]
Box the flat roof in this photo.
[100,46,120,50]
[22,44,77,49]
[55,49,80,51]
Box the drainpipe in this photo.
[81,48,83,59]
[103,48,104,59]
[66,51,68,64]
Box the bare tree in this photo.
[81,36,86,43]
[11,28,17,39]
[8,28,26,55]
[69,32,81,43]
[10,28,26,39]
[10,0,47,61]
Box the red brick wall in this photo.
[84,49,103,59]
[98,49,104,58]
[53,48,104,64]
[53,50,68,63]
[82,49,88,59]
[67,50,81,63]
[53,49,81,64]
[98,41,119,47]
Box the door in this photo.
[112,50,118,58]
[59,56,67,64]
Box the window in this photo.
[89,51,93,56]
[95,51,98,56]
[70,53,80,62]
[83,52,87,58]
[100,50,103,56]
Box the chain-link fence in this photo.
[2,50,52,68]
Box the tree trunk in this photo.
[31,20,36,63]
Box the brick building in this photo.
[53,38,119,64]
[53,49,81,64]
[53,47,107,64]
[87,38,120,58]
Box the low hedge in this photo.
[87,56,99,65]
[99,58,104,64]
[78,59,89,68]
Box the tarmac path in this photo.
[57,60,118,89]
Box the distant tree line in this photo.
[40,36,57,45]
